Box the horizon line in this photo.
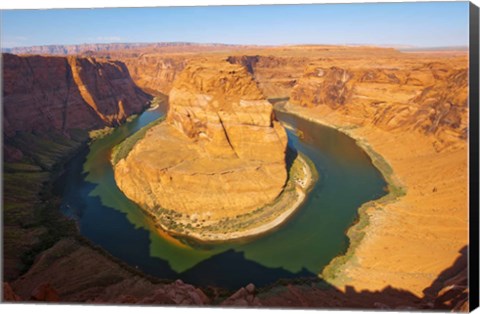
[1,41,469,51]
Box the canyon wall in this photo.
[120,55,187,95]
[289,59,468,150]
[116,48,401,101]
[3,53,151,141]
[2,53,153,280]
[225,55,306,98]
[113,54,307,98]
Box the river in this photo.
[54,104,387,290]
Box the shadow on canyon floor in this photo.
[422,245,469,310]
[180,249,314,289]
[254,245,469,311]
[3,245,469,311]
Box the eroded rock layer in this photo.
[3,53,151,139]
[114,61,288,219]
[121,55,187,95]
[289,60,468,150]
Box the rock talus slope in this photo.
[114,61,288,219]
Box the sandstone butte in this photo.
[114,60,293,236]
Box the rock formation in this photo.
[3,53,151,165]
[30,283,60,302]
[114,60,288,221]
[3,282,22,301]
[3,53,151,140]
[222,283,262,306]
[5,237,468,308]
[290,61,468,150]
[121,55,187,95]
[226,54,306,98]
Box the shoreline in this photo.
[150,153,317,243]
[275,103,406,279]
[276,103,468,297]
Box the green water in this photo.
[55,105,387,289]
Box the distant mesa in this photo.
[2,42,248,56]
[113,60,312,241]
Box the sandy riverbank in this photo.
[154,153,316,242]
[279,103,468,298]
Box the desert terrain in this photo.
[2,43,470,310]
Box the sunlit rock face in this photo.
[289,62,468,150]
[114,60,288,220]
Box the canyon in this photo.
[2,44,471,310]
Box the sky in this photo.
[1,2,470,48]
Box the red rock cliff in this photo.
[3,53,151,138]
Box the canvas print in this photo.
[1,1,479,311]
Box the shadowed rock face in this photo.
[114,60,288,219]
[2,53,151,139]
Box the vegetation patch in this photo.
[111,116,165,165]
[6,130,88,170]
[321,134,407,284]
[89,126,114,140]
[148,94,168,108]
